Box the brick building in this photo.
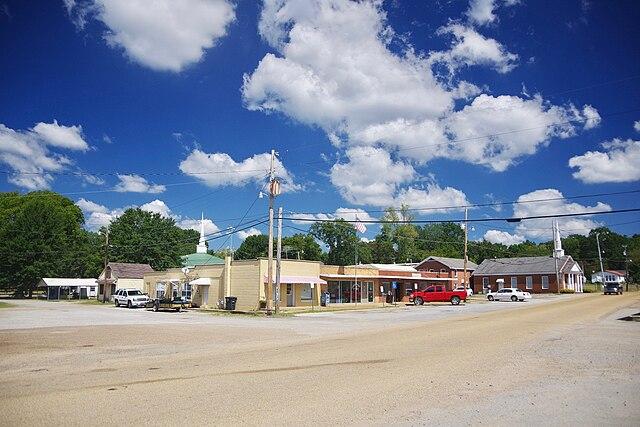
[415,256,477,289]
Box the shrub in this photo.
[582,288,595,293]
[560,288,576,294]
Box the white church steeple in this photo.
[196,212,208,254]
[553,220,565,258]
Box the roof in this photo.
[181,253,224,267]
[604,270,626,276]
[108,263,154,279]
[38,278,97,287]
[473,256,580,276]
[417,256,478,271]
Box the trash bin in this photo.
[225,296,237,311]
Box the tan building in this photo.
[97,262,154,301]
[143,257,325,311]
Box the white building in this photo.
[38,278,98,299]
[591,270,626,284]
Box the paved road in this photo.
[0,294,638,426]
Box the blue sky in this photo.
[1,0,639,247]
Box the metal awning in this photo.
[190,277,211,286]
[263,275,327,285]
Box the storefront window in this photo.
[300,283,312,300]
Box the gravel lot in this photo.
[0,293,638,426]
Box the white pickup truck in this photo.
[113,288,149,308]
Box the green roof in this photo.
[181,253,224,267]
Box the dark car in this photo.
[603,282,623,295]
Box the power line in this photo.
[283,207,640,224]
[287,189,640,216]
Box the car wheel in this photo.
[451,296,461,305]
[415,297,423,306]
[114,299,119,307]
[175,307,181,312]
[487,295,494,301]
[127,300,132,309]
[511,295,518,302]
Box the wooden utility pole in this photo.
[596,232,605,292]
[266,150,276,314]
[623,245,629,292]
[463,208,468,290]
[275,206,283,314]
[102,227,109,303]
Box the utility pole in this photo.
[354,242,358,307]
[463,208,468,291]
[623,245,629,292]
[275,207,283,314]
[266,149,277,314]
[596,232,605,292]
[102,227,109,303]
[553,221,561,294]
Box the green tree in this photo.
[0,191,90,297]
[281,233,323,260]
[235,234,269,260]
[310,219,359,265]
[107,208,183,270]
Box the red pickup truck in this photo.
[409,285,467,305]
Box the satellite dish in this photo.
[181,267,190,275]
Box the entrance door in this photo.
[80,287,88,299]
[202,286,209,306]
[286,284,294,306]
[367,282,374,302]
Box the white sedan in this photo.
[487,288,531,302]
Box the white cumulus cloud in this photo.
[243,0,599,206]
[512,189,611,240]
[66,0,236,72]
[76,197,223,237]
[569,139,640,183]
[430,23,518,74]
[113,174,166,193]
[179,149,299,192]
[0,120,89,190]
[633,120,640,133]
[483,229,525,245]
[466,0,520,26]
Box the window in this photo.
[482,277,489,287]
[440,269,447,274]
[425,286,435,293]
[429,269,435,273]
[156,283,165,299]
[436,285,445,292]
[90,287,95,292]
[300,283,312,300]
[542,276,549,289]
[510,277,517,288]
[454,270,458,277]
[182,283,192,301]
[526,276,533,290]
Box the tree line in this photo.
[1,191,638,296]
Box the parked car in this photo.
[410,285,468,305]
[113,288,149,308]
[603,282,623,295]
[454,286,473,297]
[487,288,531,302]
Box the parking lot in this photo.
[1,293,638,425]
[0,295,566,341]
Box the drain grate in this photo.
[619,312,640,321]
